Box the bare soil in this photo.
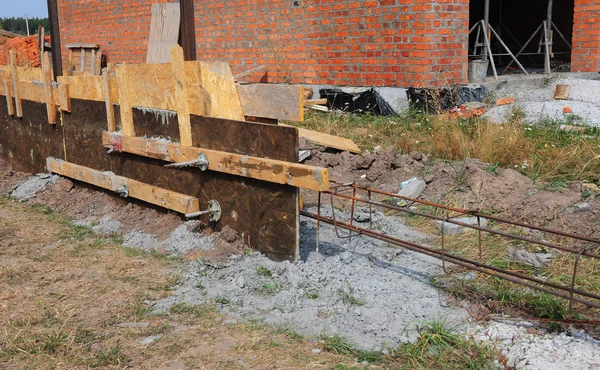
[304,147,600,239]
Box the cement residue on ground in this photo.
[484,74,600,127]
[11,173,59,200]
[153,205,470,350]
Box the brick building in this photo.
[55,0,599,88]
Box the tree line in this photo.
[0,17,49,36]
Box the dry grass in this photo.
[291,110,600,183]
[0,196,499,369]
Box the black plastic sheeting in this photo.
[319,88,396,116]
[406,85,488,114]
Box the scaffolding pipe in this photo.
[482,0,490,60]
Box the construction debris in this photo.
[396,178,426,206]
[0,35,47,67]
[437,216,488,235]
[495,96,515,106]
[506,247,553,268]
[554,84,571,100]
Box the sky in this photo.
[1,0,48,18]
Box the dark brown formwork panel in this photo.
[0,98,299,261]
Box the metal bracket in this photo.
[115,183,129,198]
[164,153,209,171]
[185,199,222,222]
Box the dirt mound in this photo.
[305,148,600,239]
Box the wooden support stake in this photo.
[57,83,71,112]
[42,52,57,124]
[170,45,192,146]
[9,50,22,117]
[102,68,116,132]
[3,80,14,115]
[102,133,331,191]
[47,158,200,214]
[115,64,135,136]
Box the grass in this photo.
[318,319,497,369]
[339,280,365,306]
[287,110,600,183]
[0,192,504,369]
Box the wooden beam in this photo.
[57,83,71,112]
[3,80,14,115]
[102,132,330,191]
[237,84,304,121]
[280,123,361,154]
[9,51,22,117]
[179,0,197,61]
[102,68,115,132]
[171,46,192,146]
[42,52,57,124]
[47,158,200,214]
[47,0,63,79]
[115,64,135,136]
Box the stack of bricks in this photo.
[571,0,600,72]
[0,36,43,67]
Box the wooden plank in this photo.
[42,52,57,124]
[9,51,23,117]
[57,83,71,112]
[179,0,197,61]
[171,46,192,146]
[3,80,14,115]
[237,84,304,121]
[280,123,361,154]
[102,68,116,132]
[115,64,135,136]
[65,42,100,49]
[147,3,181,64]
[54,65,303,122]
[47,0,63,78]
[47,158,200,214]
[102,132,330,191]
[80,49,86,73]
[198,61,245,120]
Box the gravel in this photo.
[473,322,600,369]
[11,173,59,200]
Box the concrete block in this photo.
[437,216,488,235]
[397,178,426,206]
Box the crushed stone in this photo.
[11,173,59,200]
[472,322,600,369]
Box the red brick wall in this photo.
[56,0,470,87]
[572,0,600,71]
[56,0,172,66]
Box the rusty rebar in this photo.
[300,211,600,309]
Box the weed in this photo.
[544,177,568,190]
[339,280,365,306]
[87,345,130,367]
[214,296,230,305]
[484,162,500,176]
[320,333,354,355]
[260,281,279,295]
[129,295,151,320]
[170,303,211,317]
[583,189,593,199]
[257,265,272,277]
